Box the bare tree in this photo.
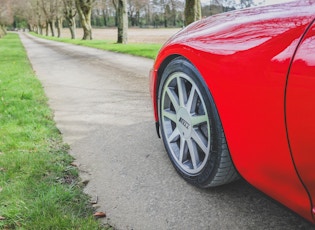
[55,0,63,37]
[75,0,94,40]
[184,0,201,26]
[168,0,177,27]
[40,0,57,36]
[35,0,44,34]
[63,0,77,38]
[240,0,254,8]
[3,0,262,39]
[32,0,45,34]
[113,0,127,43]
[0,0,13,36]
[13,0,41,33]
[128,0,148,26]
[92,0,113,27]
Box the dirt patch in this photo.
[61,27,181,44]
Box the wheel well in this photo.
[156,54,181,100]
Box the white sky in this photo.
[201,0,294,7]
[256,0,294,5]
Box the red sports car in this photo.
[150,0,315,223]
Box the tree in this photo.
[39,0,63,37]
[3,0,261,37]
[63,0,77,39]
[184,0,201,26]
[113,0,127,43]
[35,0,44,34]
[240,0,254,8]
[54,0,64,37]
[12,0,44,33]
[0,0,13,36]
[75,0,94,40]
[96,0,116,27]
[169,0,177,27]
[128,0,148,26]
[40,0,57,36]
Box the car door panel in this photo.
[286,21,315,220]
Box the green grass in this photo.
[0,33,107,229]
[31,32,162,59]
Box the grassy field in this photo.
[0,33,107,229]
[31,32,162,59]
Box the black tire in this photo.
[158,57,239,188]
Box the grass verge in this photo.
[0,33,107,229]
[31,32,162,59]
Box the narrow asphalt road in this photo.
[19,33,314,230]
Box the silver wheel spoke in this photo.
[179,138,187,163]
[162,110,177,123]
[177,76,187,107]
[191,129,209,154]
[186,85,197,113]
[191,115,208,126]
[167,127,180,143]
[187,139,199,170]
[166,87,180,112]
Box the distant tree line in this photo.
[0,0,262,43]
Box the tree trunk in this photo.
[56,18,62,37]
[0,25,5,38]
[49,20,55,37]
[69,18,76,39]
[75,0,93,40]
[45,21,49,36]
[117,0,128,44]
[37,24,43,35]
[36,0,42,35]
[184,0,201,26]
[63,0,77,39]
[82,22,92,40]
[102,9,107,26]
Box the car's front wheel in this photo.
[158,57,238,187]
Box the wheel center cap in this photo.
[177,108,192,139]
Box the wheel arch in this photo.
[156,54,181,99]
[155,54,206,113]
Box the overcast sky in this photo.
[201,0,294,7]
[260,0,294,5]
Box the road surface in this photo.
[19,33,314,230]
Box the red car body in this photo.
[150,0,315,223]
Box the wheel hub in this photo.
[177,107,192,139]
